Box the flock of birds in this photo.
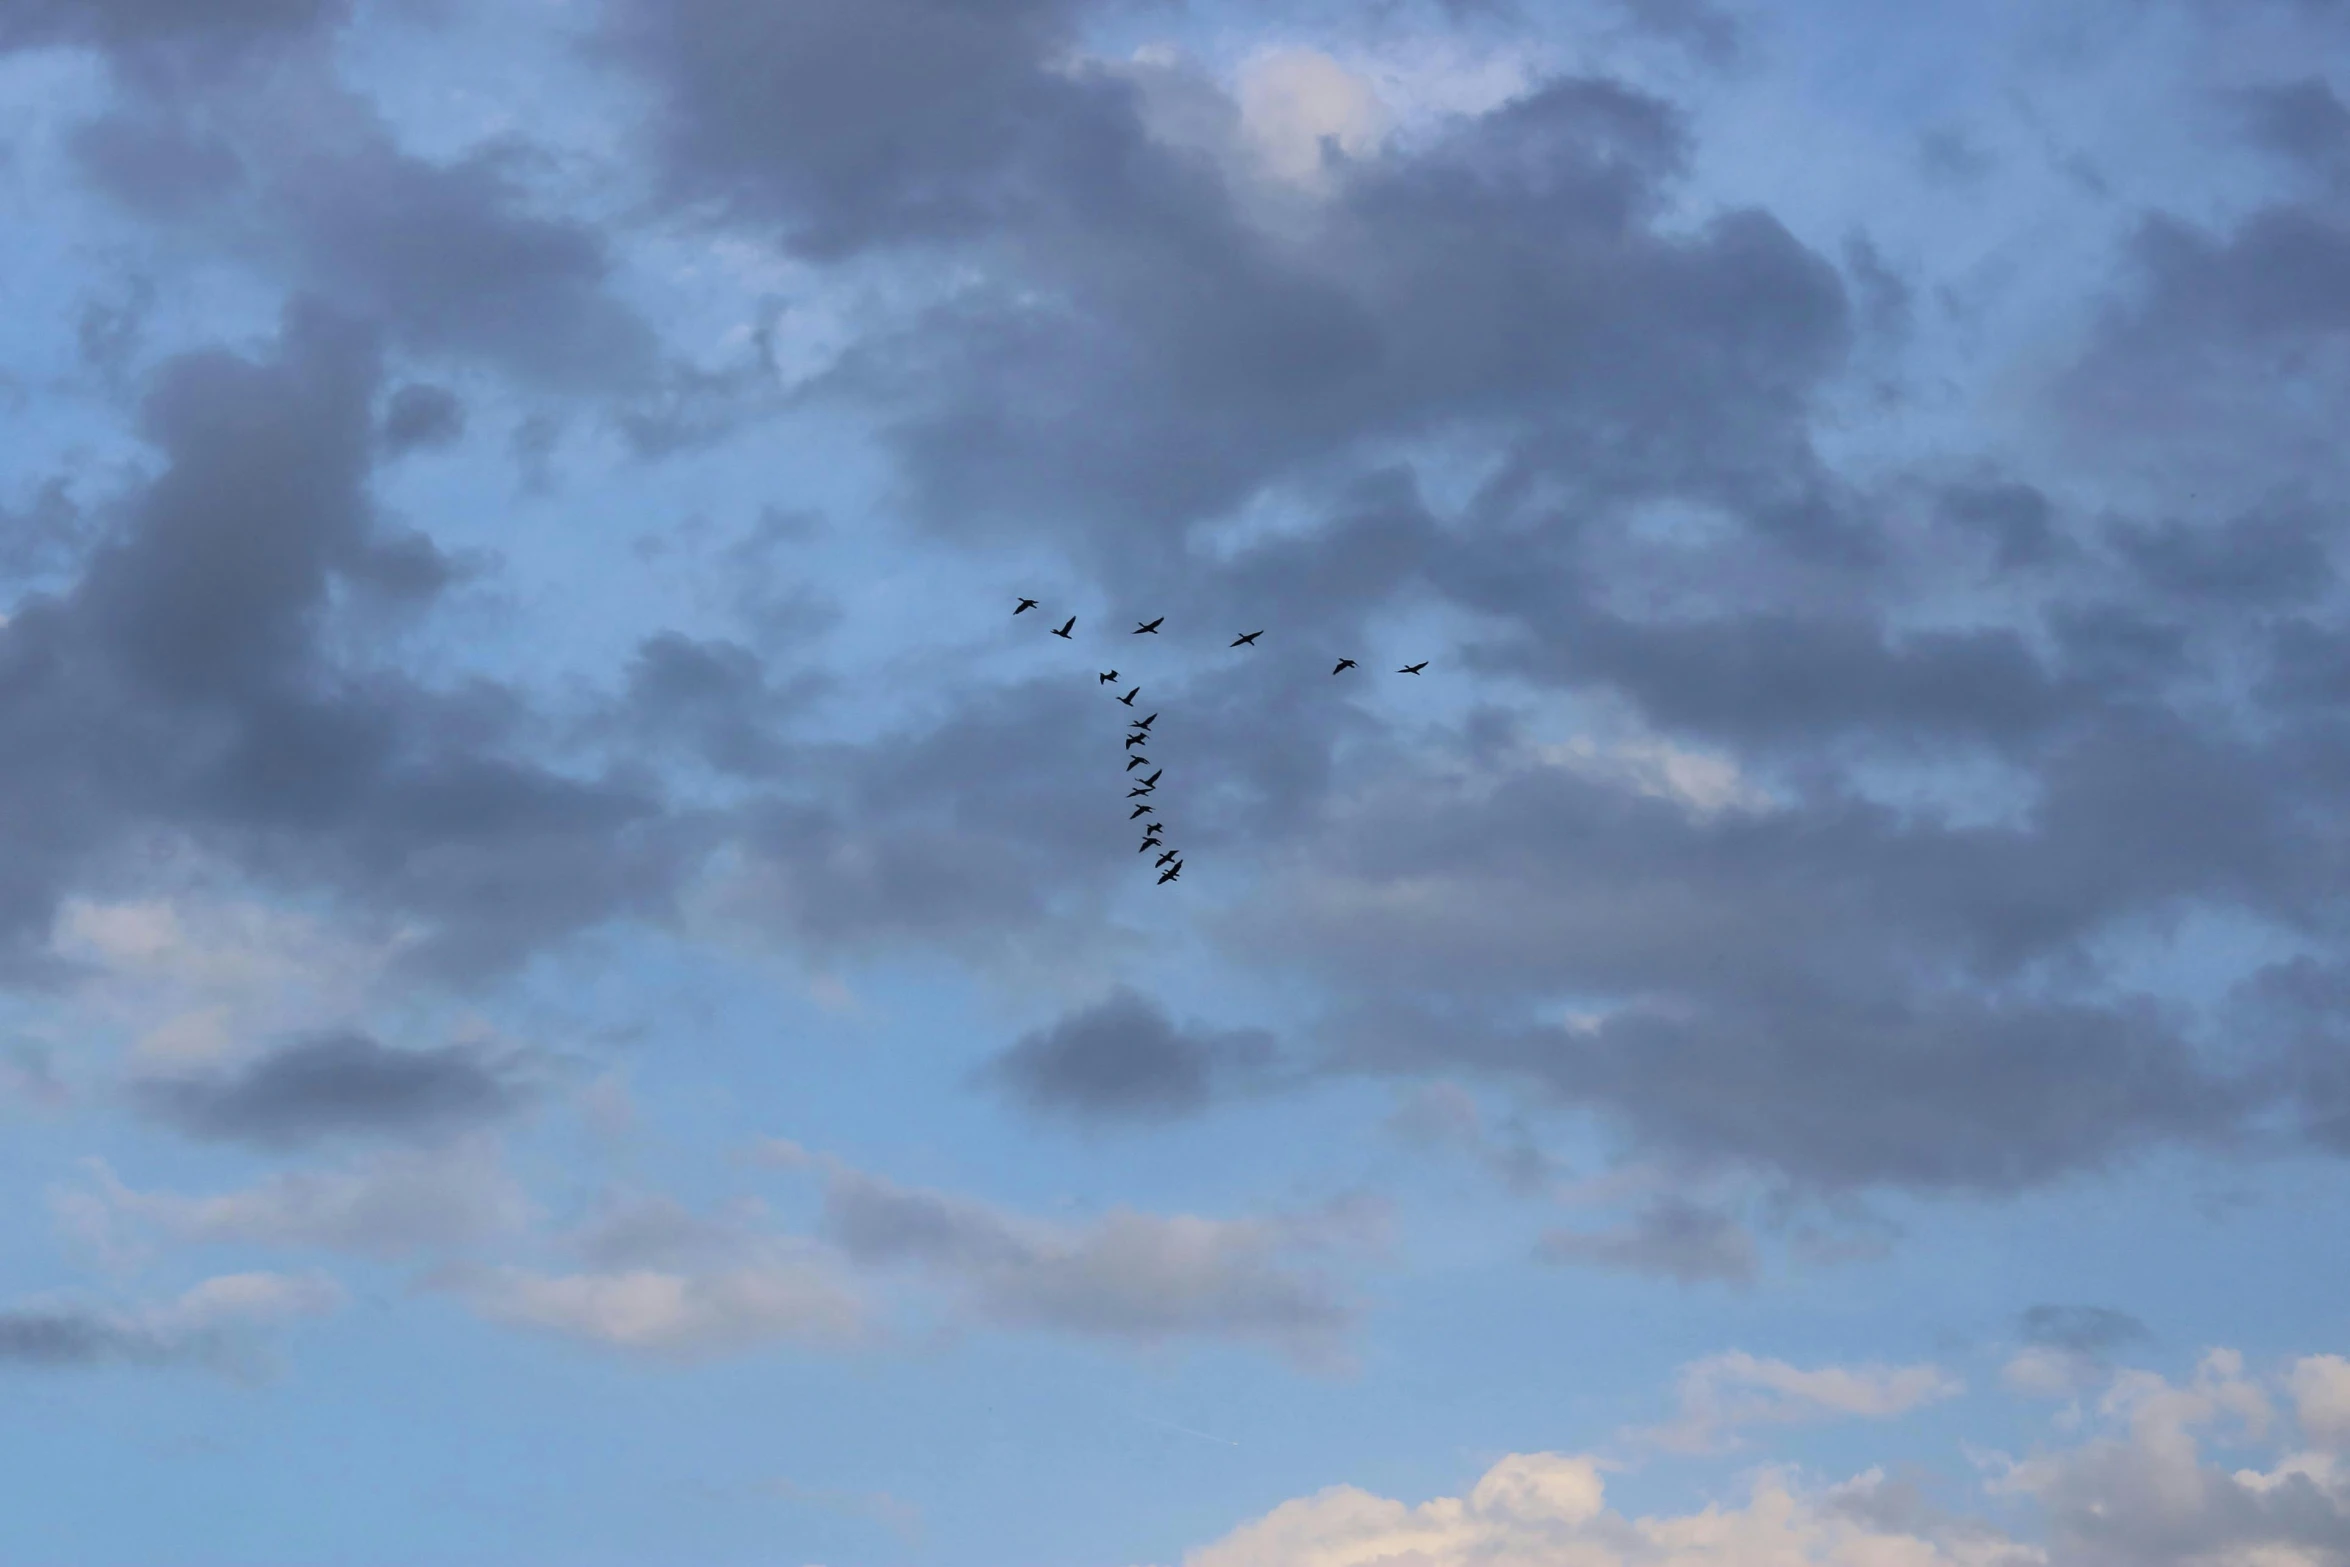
[1013,597,1429,884]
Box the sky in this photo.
[3,0,2350,1563]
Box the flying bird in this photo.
[1052,616,1075,639]
[1133,713,1158,731]
[1128,784,1155,798]
[1332,658,1357,674]
[1125,732,1149,750]
[1133,617,1164,635]
[1126,754,1150,771]
[1015,598,1039,615]
[1156,848,1180,868]
[1099,671,1119,684]
[1118,687,1139,706]
[1130,803,1155,819]
[1137,769,1161,787]
[1398,661,1428,674]
[1231,630,1263,647]
[1158,862,1183,884]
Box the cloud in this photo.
[447,1258,865,1361]
[2292,1355,2350,1449]
[976,988,1276,1123]
[0,1270,341,1374]
[60,1141,531,1261]
[380,383,464,455]
[1182,1450,2029,1567]
[132,1030,529,1147]
[1641,1351,1963,1452]
[772,1147,1375,1369]
[1539,1197,1758,1286]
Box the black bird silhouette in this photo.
[1398,661,1428,674]
[1124,732,1149,750]
[1231,630,1263,647]
[1099,670,1119,684]
[1138,837,1162,852]
[1138,769,1161,787]
[1128,784,1154,798]
[1332,658,1357,674]
[1158,862,1183,884]
[1156,848,1181,868]
[1118,687,1139,706]
[1051,616,1075,639]
[1126,754,1150,771]
[1015,598,1039,615]
[1130,803,1155,819]
[1142,823,1164,841]
[1133,617,1164,634]
[1133,713,1158,730]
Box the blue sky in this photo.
[4,1,2350,1563]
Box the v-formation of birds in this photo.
[1011,598,1428,884]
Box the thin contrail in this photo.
[1136,1414,1239,1447]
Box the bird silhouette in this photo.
[1231,630,1263,647]
[1332,658,1357,674]
[1158,862,1183,884]
[1138,836,1163,852]
[1124,732,1149,750]
[1399,661,1428,674]
[1098,670,1119,684]
[1156,848,1180,868]
[1131,803,1156,819]
[1137,769,1161,787]
[1128,784,1155,798]
[1126,754,1150,771]
[1118,687,1139,706]
[1133,617,1164,634]
[1052,616,1075,639]
[1015,598,1039,615]
[1142,822,1164,841]
[1132,713,1158,731]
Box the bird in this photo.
[1098,671,1119,684]
[1137,769,1161,787]
[1231,630,1263,647]
[1128,784,1154,798]
[1133,617,1164,635]
[1131,803,1155,819]
[1332,658,1357,674]
[1398,661,1428,674]
[1158,862,1183,884]
[1141,825,1164,844]
[1015,598,1039,615]
[1125,732,1149,750]
[1118,687,1139,706]
[1132,713,1158,731]
[1156,848,1180,868]
[1125,754,1150,771]
[1052,616,1075,639]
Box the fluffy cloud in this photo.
[132,1031,531,1147]
[976,988,1277,1123]
[0,1270,342,1374]
[1641,1351,1963,1453]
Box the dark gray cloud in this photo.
[978,988,1275,1123]
[380,382,464,454]
[2019,1304,2152,1356]
[0,298,700,981]
[2234,77,2350,174]
[0,1307,175,1367]
[1539,1198,1758,1285]
[135,1031,528,1147]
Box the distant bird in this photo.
[1332,658,1357,674]
[1131,803,1155,820]
[1398,661,1428,674]
[1052,616,1075,639]
[1128,784,1155,798]
[1133,617,1164,635]
[1126,754,1150,771]
[1118,687,1139,706]
[1137,769,1161,788]
[1099,671,1119,684]
[1132,713,1158,731]
[1125,732,1149,750]
[1231,630,1263,647]
[1142,823,1164,841]
[1158,862,1183,884]
[1015,598,1039,615]
[1156,848,1181,868]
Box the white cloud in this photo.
[447,1259,865,1359]
[1643,1351,1964,1452]
[1182,1451,2035,1567]
[2294,1356,2350,1451]
[56,1141,532,1264]
[1236,48,1389,185]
